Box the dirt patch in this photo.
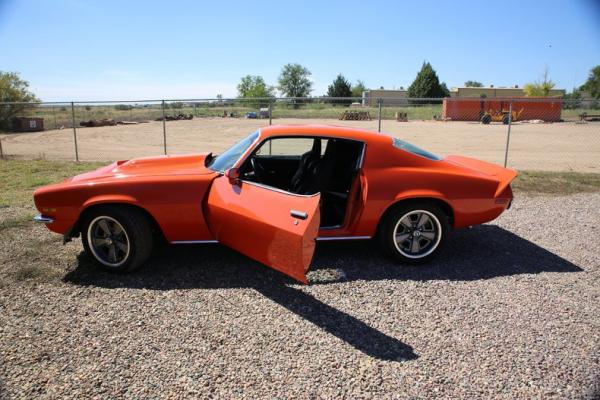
[1,118,598,172]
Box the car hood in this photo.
[69,153,216,183]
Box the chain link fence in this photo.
[0,97,598,172]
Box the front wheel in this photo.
[81,206,153,272]
[379,203,449,264]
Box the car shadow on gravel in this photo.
[309,225,583,283]
[63,224,581,362]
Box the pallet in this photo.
[339,110,372,121]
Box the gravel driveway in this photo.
[1,193,599,399]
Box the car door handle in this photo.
[290,210,308,220]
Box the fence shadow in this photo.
[63,225,581,362]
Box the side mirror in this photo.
[225,168,240,184]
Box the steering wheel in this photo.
[250,157,266,183]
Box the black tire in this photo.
[81,205,153,272]
[502,115,510,125]
[378,202,449,264]
[481,114,492,124]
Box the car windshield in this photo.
[392,137,441,161]
[207,131,259,172]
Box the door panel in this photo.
[205,176,320,283]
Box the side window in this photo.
[256,138,328,156]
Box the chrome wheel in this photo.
[392,210,442,259]
[87,216,130,267]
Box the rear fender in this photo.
[382,190,454,228]
[393,189,447,203]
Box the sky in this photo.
[1,0,599,101]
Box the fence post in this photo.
[71,102,79,162]
[162,100,167,155]
[52,106,57,129]
[268,98,273,125]
[504,102,513,168]
[377,98,382,132]
[0,138,3,159]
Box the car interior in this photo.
[239,136,364,228]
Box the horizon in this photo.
[1,0,599,102]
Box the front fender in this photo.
[58,194,146,242]
[82,194,139,209]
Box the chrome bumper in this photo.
[34,214,54,224]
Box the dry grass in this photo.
[10,263,58,283]
[0,213,35,231]
[0,159,104,208]
[0,160,102,286]
[512,170,600,195]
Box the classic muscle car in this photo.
[33,125,517,283]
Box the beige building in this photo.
[449,86,566,98]
[361,86,567,105]
[362,89,408,106]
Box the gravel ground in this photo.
[0,193,599,399]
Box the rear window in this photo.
[392,138,441,161]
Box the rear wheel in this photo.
[481,114,492,124]
[379,202,449,264]
[81,206,153,272]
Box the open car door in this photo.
[205,174,320,283]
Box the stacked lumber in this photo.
[155,114,194,121]
[79,119,117,127]
[339,110,371,121]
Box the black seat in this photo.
[290,139,321,194]
[290,138,339,195]
[314,139,336,193]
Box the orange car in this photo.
[33,125,516,283]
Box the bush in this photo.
[114,104,133,111]
[0,71,39,130]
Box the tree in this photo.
[407,62,448,99]
[580,65,600,99]
[277,63,312,98]
[326,74,352,104]
[523,67,556,97]
[563,88,582,109]
[464,80,483,87]
[440,82,451,97]
[0,71,40,130]
[237,75,274,99]
[351,80,367,98]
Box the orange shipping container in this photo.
[442,98,562,122]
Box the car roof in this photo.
[259,124,393,146]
